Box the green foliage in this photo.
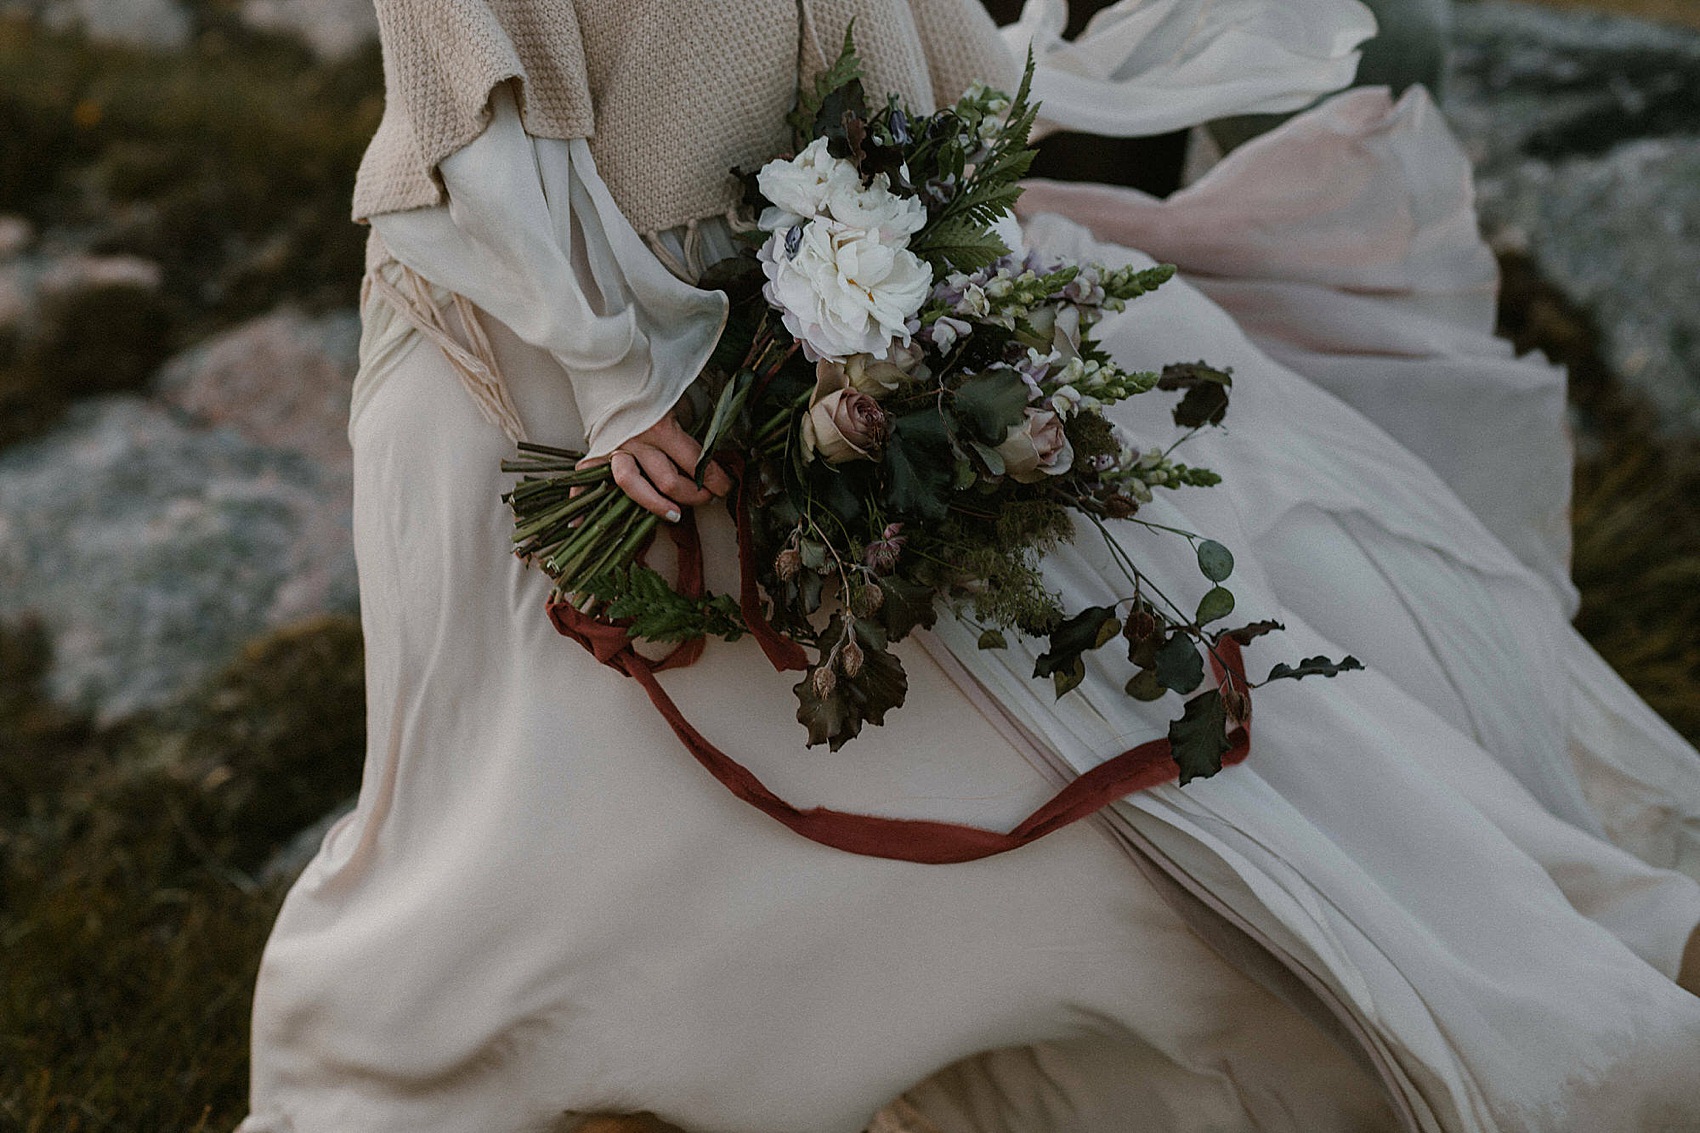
[1154,633,1206,695]
[1195,585,1235,626]
[1158,361,1234,429]
[585,565,747,643]
[910,216,1010,273]
[1195,540,1235,583]
[788,23,865,144]
[1100,263,1177,304]
[874,574,939,642]
[909,57,1040,273]
[1264,655,1364,683]
[1219,619,1285,646]
[952,369,1030,445]
[1168,689,1231,785]
[0,614,367,1131]
[1033,605,1119,698]
[792,616,908,750]
[881,409,954,520]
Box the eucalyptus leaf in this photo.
[1196,586,1235,626]
[1125,668,1166,702]
[1051,656,1086,699]
[977,629,1008,650]
[1154,633,1206,694]
[1195,540,1234,582]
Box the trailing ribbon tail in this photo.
[546,466,1251,864]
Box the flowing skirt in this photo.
[241,88,1700,1133]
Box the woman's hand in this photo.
[580,413,733,521]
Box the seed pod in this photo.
[775,547,803,581]
[810,664,837,699]
[856,583,885,615]
[1222,685,1251,727]
[840,638,865,678]
[1104,493,1139,519]
[1123,607,1159,644]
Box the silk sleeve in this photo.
[1000,0,1377,138]
[371,83,728,457]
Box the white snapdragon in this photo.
[1048,384,1094,419]
[760,222,932,362]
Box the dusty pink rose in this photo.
[996,408,1073,483]
[815,355,908,399]
[802,364,889,463]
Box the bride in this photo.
[238,1,1700,1130]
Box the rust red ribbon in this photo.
[546,479,1251,865]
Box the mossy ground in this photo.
[0,615,365,1133]
[0,16,379,448]
[2,4,1699,1130]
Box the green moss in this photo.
[1497,250,1700,746]
[0,17,381,334]
[0,282,181,447]
[0,614,366,1131]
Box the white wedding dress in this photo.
[239,3,1700,1131]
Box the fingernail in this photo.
[666,509,681,523]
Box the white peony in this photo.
[757,138,856,232]
[822,172,927,242]
[760,220,933,362]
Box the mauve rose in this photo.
[996,408,1074,482]
[802,365,888,463]
[815,353,910,399]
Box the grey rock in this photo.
[1479,138,1700,432]
[0,215,32,261]
[0,251,164,336]
[155,307,358,469]
[3,0,193,48]
[154,307,361,624]
[0,396,357,722]
[241,0,377,58]
[1448,1,1700,433]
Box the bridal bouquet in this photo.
[504,35,1357,780]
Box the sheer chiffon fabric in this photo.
[241,2,1700,1131]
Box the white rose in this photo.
[756,137,856,231]
[995,408,1074,483]
[822,172,927,242]
[759,220,933,363]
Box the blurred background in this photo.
[1,0,1697,1128]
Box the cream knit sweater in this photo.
[354,0,1016,237]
